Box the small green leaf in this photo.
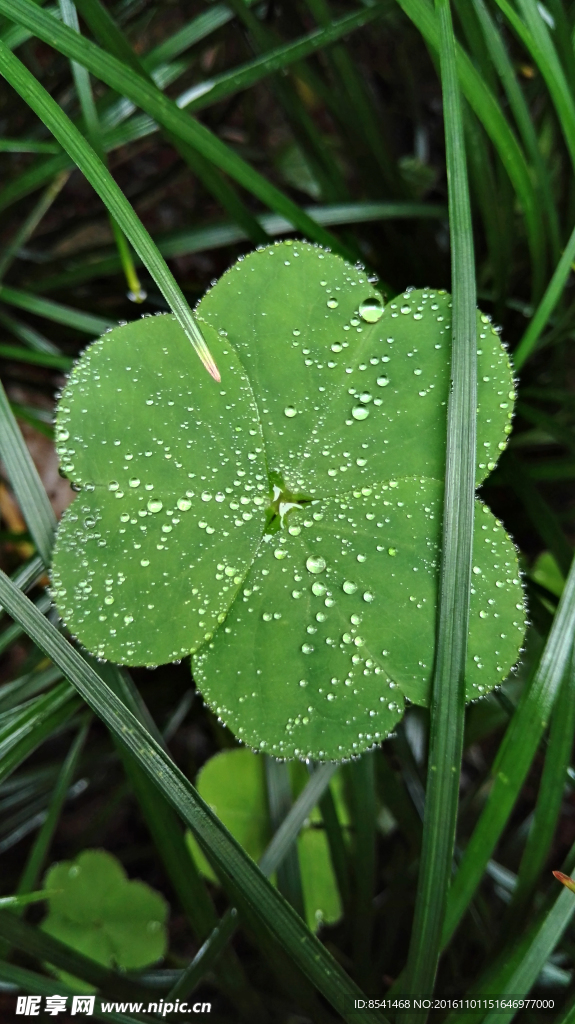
[41,849,168,988]
[186,748,342,931]
[50,241,526,760]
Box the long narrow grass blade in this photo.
[32,201,445,293]
[16,720,89,896]
[0,962,143,1024]
[443,554,575,947]
[0,569,388,1024]
[471,0,559,263]
[514,221,575,369]
[72,0,268,247]
[0,43,220,380]
[173,761,339,1001]
[503,651,575,928]
[403,0,476,1007]
[396,0,544,298]
[0,911,153,1000]
[265,758,305,918]
[0,0,347,256]
[0,284,113,333]
[481,885,575,1024]
[0,682,81,787]
[0,171,69,282]
[0,379,56,565]
[495,0,575,175]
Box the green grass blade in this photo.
[0,569,388,1024]
[0,309,59,354]
[0,138,59,152]
[0,681,81,787]
[0,345,72,370]
[396,0,545,299]
[173,761,339,1002]
[0,43,220,380]
[513,221,575,369]
[503,652,575,928]
[16,720,89,896]
[0,0,348,257]
[403,0,477,1007]
[260,763,338,876]
[0,962,145,1024]
[496,0,575,175]
[443,553,575,947]
[350,755,377,987]
[0,911,153,1000]
[0,171,69,282]
[0,284,113,333]
[31,200,445,293]
[481,885,575,1024]
[265,758,306,918]
[0,378,56,565]
[471,0,560,263]
[71,0,268,247]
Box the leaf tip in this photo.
[553,871,575,892]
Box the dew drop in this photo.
[129,477,140,488]
[274,549,288,560]
[363,592,374,603]
[388,547,397,556]
[306,555,326,574]
[284,406,297,418]
[327,297,339,309]
[343,580,357,594]
[359,392,372,404]
[352,405,370,421]
[301,643,314,653]
[359,296,384,323]
[377,376,389,387]
[108,481,119,492]
[147,498,163,513]
[177,498,192,512]
[311,581,326,596]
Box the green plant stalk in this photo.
[514,220,575,369]
[442,552,575,947]
[0,171,69,282]
[503,649,575,930]
[0,43,220,381]
[0,284,113,333]
[265,758,306,918]
[503,455,573,577]
[403,0,476,1008]
[0,570,388,1024]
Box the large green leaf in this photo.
[50,242,525,760]
[187,748,342,932]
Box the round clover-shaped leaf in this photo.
[186,748,342,931]
[194,478,524,759]
[41,849,168,987]
[50,241,526,761]
[196,241,513,494]
[51,319,268,665]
